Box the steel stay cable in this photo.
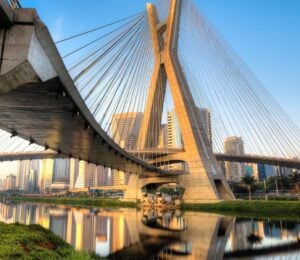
[97,20,148,129]
[92,19,148,121]
[61,13,144,59]
[72,18,145,84]
[55,11,144,44]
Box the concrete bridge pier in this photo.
[124,172,232,203]
[0,8,57,94]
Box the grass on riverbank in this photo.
[0,222,104,259]
[181,200,300,219]
[10,196,136,208]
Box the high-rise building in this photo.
[71,161,106,189]
[198,108,212,145]
[85,163,98,188]
[53,159,70,183]
[265,164,276,178]
[244,163,254,176]
[280,167,293,177]
[95,166,111,187]
[74,160,87,189]
[40,159,54,193]
[17,160,30,190]
[166,109,184,170]
[69,158,79,190]
[257,164,267,181]
[111,170,129,186]
[3,174,16,190]
[110,112,142,184]
[244,163,266,181]
[158,124,168,148]
[51,159,70,191]
[167,109,182,148]
[17,160,40,192]
[111,112,143,150]
[28,169,39,192]
[224,136,245,182]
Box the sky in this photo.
[0,0,299,178]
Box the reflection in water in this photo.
[142,209,187,231]
[0,202,299,259]
[160,241,193,257]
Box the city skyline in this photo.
[1,1,300,258]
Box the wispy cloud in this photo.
[51,17,64,42]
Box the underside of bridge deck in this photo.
[0,7,178,177]
[0,78,163,176]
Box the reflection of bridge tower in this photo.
[125,0,234,202]
[49,208,68,240]
[111,211,235,259]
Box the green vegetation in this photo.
[0,222,104,259]
[10,196,136,208]
[231,170,300,199]
[241,174,256,200]
[181,200,300,219]
[157,186,185,196]
[290,170,300,195]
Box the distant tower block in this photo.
[127,0,234,202]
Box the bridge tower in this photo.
[124,0,234,202]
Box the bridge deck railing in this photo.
[7,0,21,8]
[234,191,300,201]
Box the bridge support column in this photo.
[124,172,232,203]
[123,174,144,202]
[0,8,57,94]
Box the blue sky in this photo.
[19,0,299,126]
[0,0,299,178]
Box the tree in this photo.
[241,175,256,200]
[290,170,300,200]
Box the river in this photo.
[0,202,299,259]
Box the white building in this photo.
[167,109,183,148]
[40,159,54,193]
[224,136,245,182]
[3,174,16,190]
[198,108,212,145]
[17,160,40,192]
[111,112,143,150]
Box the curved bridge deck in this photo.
[0,151,299,170]
[0,6,182,177]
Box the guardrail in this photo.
[234,191,300,201]
[7,0,21,8]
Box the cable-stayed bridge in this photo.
[0,0,299,202]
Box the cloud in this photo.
[52,16,64,42]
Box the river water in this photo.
[0,202,299,259]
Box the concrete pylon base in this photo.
[123,172,233,203]
[123,174,144,202]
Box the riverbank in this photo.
[9,196,136,208]
[6,196,300,219]
[182,200,300,219]
[0,222,104,259]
